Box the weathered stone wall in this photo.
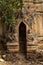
[23,0,43,52]
[7,0,43,53]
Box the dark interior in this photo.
[19,22,27,56]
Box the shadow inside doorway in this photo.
[19,22,27,58]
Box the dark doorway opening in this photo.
[19,22,27,57]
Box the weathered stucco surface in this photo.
[7,0,43,53]
[0,0,43,53]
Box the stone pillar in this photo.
[33,14,43,36]
[38,15,43,36]
[32,16,38,35]
[36,15,40,36]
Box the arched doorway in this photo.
[19,22,27,56]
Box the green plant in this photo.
[0,0,23,24]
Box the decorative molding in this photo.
[23,0,43,4]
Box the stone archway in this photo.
[19,22,27,56]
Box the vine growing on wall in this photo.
[0,0,23,42]
[0,0,23,55]
[0,0,23,24]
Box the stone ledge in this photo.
[27,46,38,51]
[8,49,19,52]
[7,42,19,46]
[27,44,37,46]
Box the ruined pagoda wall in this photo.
[32,14,43,36]
[23,0,43,52]
[7,0,43,52]
[23,0,43,36]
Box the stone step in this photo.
[8,48,19,52]
[37,45,43,50]
[7,42,19,46]
[7,42,19,52]
[7,45,19,49]
[27,46,38,52]
[27,42,37,46]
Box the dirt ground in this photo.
[0,52,43,65]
